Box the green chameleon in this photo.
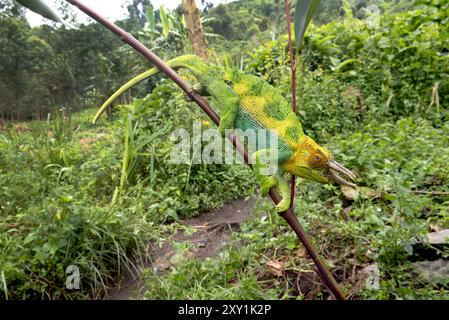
[93,54,356,212]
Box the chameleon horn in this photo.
[327,160,357,187]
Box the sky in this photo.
[26,0,235,27]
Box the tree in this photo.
[0,0,25,19]
[182,0,208,58]
[0,18,62,120]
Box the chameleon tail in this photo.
[92,55,210,124]
[92,69,156,123]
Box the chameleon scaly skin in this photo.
[93,55,356,212]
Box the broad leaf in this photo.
[159,6,170,37]
[294,0,321,50]
[146,3,155,32]
[15,0,64,24]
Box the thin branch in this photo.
[412,190,449,196]
[285,1,298,114]
[284,0,345,300]
[285,1,298,210]
[65,0,345,300]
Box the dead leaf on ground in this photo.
[342,186,380,201]
[153,259,171,272]
[266,260,285,277]
[228,278,239,286]
[430,223,444,232]
[342,186,358,201]
[296,245,309,259]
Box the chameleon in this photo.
[93,54,356,212]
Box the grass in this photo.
[140,117,449,300]
[1,0,448,298]
[1,97,448,300]
[0,106,254,299]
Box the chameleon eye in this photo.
[309,151,327,169]
[224,79,232,86]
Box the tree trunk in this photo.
[182,0,208,58]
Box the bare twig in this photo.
[412,190,449,196]
[285,0,298,212]
[284,0,346,300]
[65,0,345,300]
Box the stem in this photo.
[412,190,449,196]
[269,188,346,300]
[284,1,345,299]
[282,209,346,300]
[285,1,297,210]
[65,0,345,300]
[285,1,297,114]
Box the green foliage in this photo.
[116,102,169,193]
[302,0,449,120]
[15,0,64,24]
[145,3,155,32]
[1,0,448,300]
[0,0,25,19]
[141,6,190,57]
[242,0,449,138]
[141,117,449,300]
[0,86,255,298]
[206,0,284,42]
[159,6,170,38]
[294,0,321,50]
[0,16,140,121]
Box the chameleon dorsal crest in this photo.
[94,55,356,212]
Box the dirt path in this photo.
[105,197,255,300]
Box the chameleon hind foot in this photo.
[258,173,291,212]
[183,84,208,102]
[251,149,291,212]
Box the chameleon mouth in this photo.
[326,160,357,187]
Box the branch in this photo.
[412,190,449,196]
[285,0,298,213]
[65,0,345,300]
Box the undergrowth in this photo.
[141,117,449,300]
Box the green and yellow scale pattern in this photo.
[111,55,307,164]
[164,55,306,163]
[223,69,305,162]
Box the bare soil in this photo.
[105,197,255,300]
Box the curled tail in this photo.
[92,55,211,123]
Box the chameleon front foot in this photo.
[218,115,235,135]
[183,84,208,102]
[251,149,292,212]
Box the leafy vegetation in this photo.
[142,117,449,300]
[0,102,254,299]
[1,0,448,300]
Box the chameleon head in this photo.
[282,136,357,187]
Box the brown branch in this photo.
[283,0,345,300]
[285,1,298,114]
[65,0,345,300]
[285,0,298,213]
[412,190,449,196]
